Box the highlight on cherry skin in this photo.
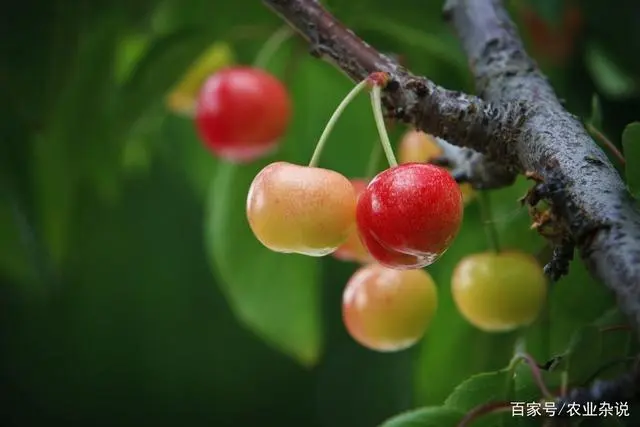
[246,161,358,256]
[398,130,475,204]
[451,251,548,332]
[195,66,291,163]
[356,163,464,270]
[331,179,373,264]
[342,263,438,352]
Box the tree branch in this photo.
[262,0,640,336]
[443,0,640,332]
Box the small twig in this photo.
[517,352,554,400]
[586,122,626,166]
[600,324,633,333]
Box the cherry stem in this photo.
[252,25,294,69]
[370,85,398,168]
[478,191,501,253]
[365,139,383,179]
[515,352,554,400]
[308,79,369,167]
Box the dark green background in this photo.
[2,0,640,425]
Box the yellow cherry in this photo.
[451,251,548,332]
[246,161,357,256]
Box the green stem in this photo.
[370,85,398,167]
[364,140,383,179]
[252,25,293,69]
[309,79,369,167]
[478,191,501,253]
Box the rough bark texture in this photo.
[262,0,640,336]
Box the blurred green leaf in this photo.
[159,114,219,198]
[356,17,466,71]
[444,369,512,427]
[445,370,510,411]
[116,29,215,134]
[205,161,321,366]
[589,94,603,129]
[115,32,152,83]
[379,406,463,427]
[585,42,639,99]
[564,325,603,383]
[0,196,34,283]
[34,14,121,265]
[513,362,563,403]
[622,122,640,197]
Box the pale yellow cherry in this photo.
[398,130,475,204]
[451,251,548,332]
[246,161,357,256]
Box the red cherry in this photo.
[356,163,463,269]
[195,67,291,163]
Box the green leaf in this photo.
[205,161,320,367]
[0,195,35,284]
[35,13,121,264]
[622,122,640,197]
[445,370,510,411]
[379,407,463,427]
[585,42,639,99]
[588,94,603,130]
[444,369,513,427]
[116,29,216,135]
[115,32,152,83]
[564,325,603,383]
[159,114,219,198]
[513,361,563,403]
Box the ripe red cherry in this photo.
[356,163,463,269]
[195,67,291,163]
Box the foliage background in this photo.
[2,0,640,425]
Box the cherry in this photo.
[398,130,443,164]
[332,179,373,264]
[342,264,438,352]
[246,161,357,256]
[398,130,474,204]
[356,163,464,269]
[195,67,291,163]
[451,251,548,332]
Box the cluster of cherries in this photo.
[192,60,548,352]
